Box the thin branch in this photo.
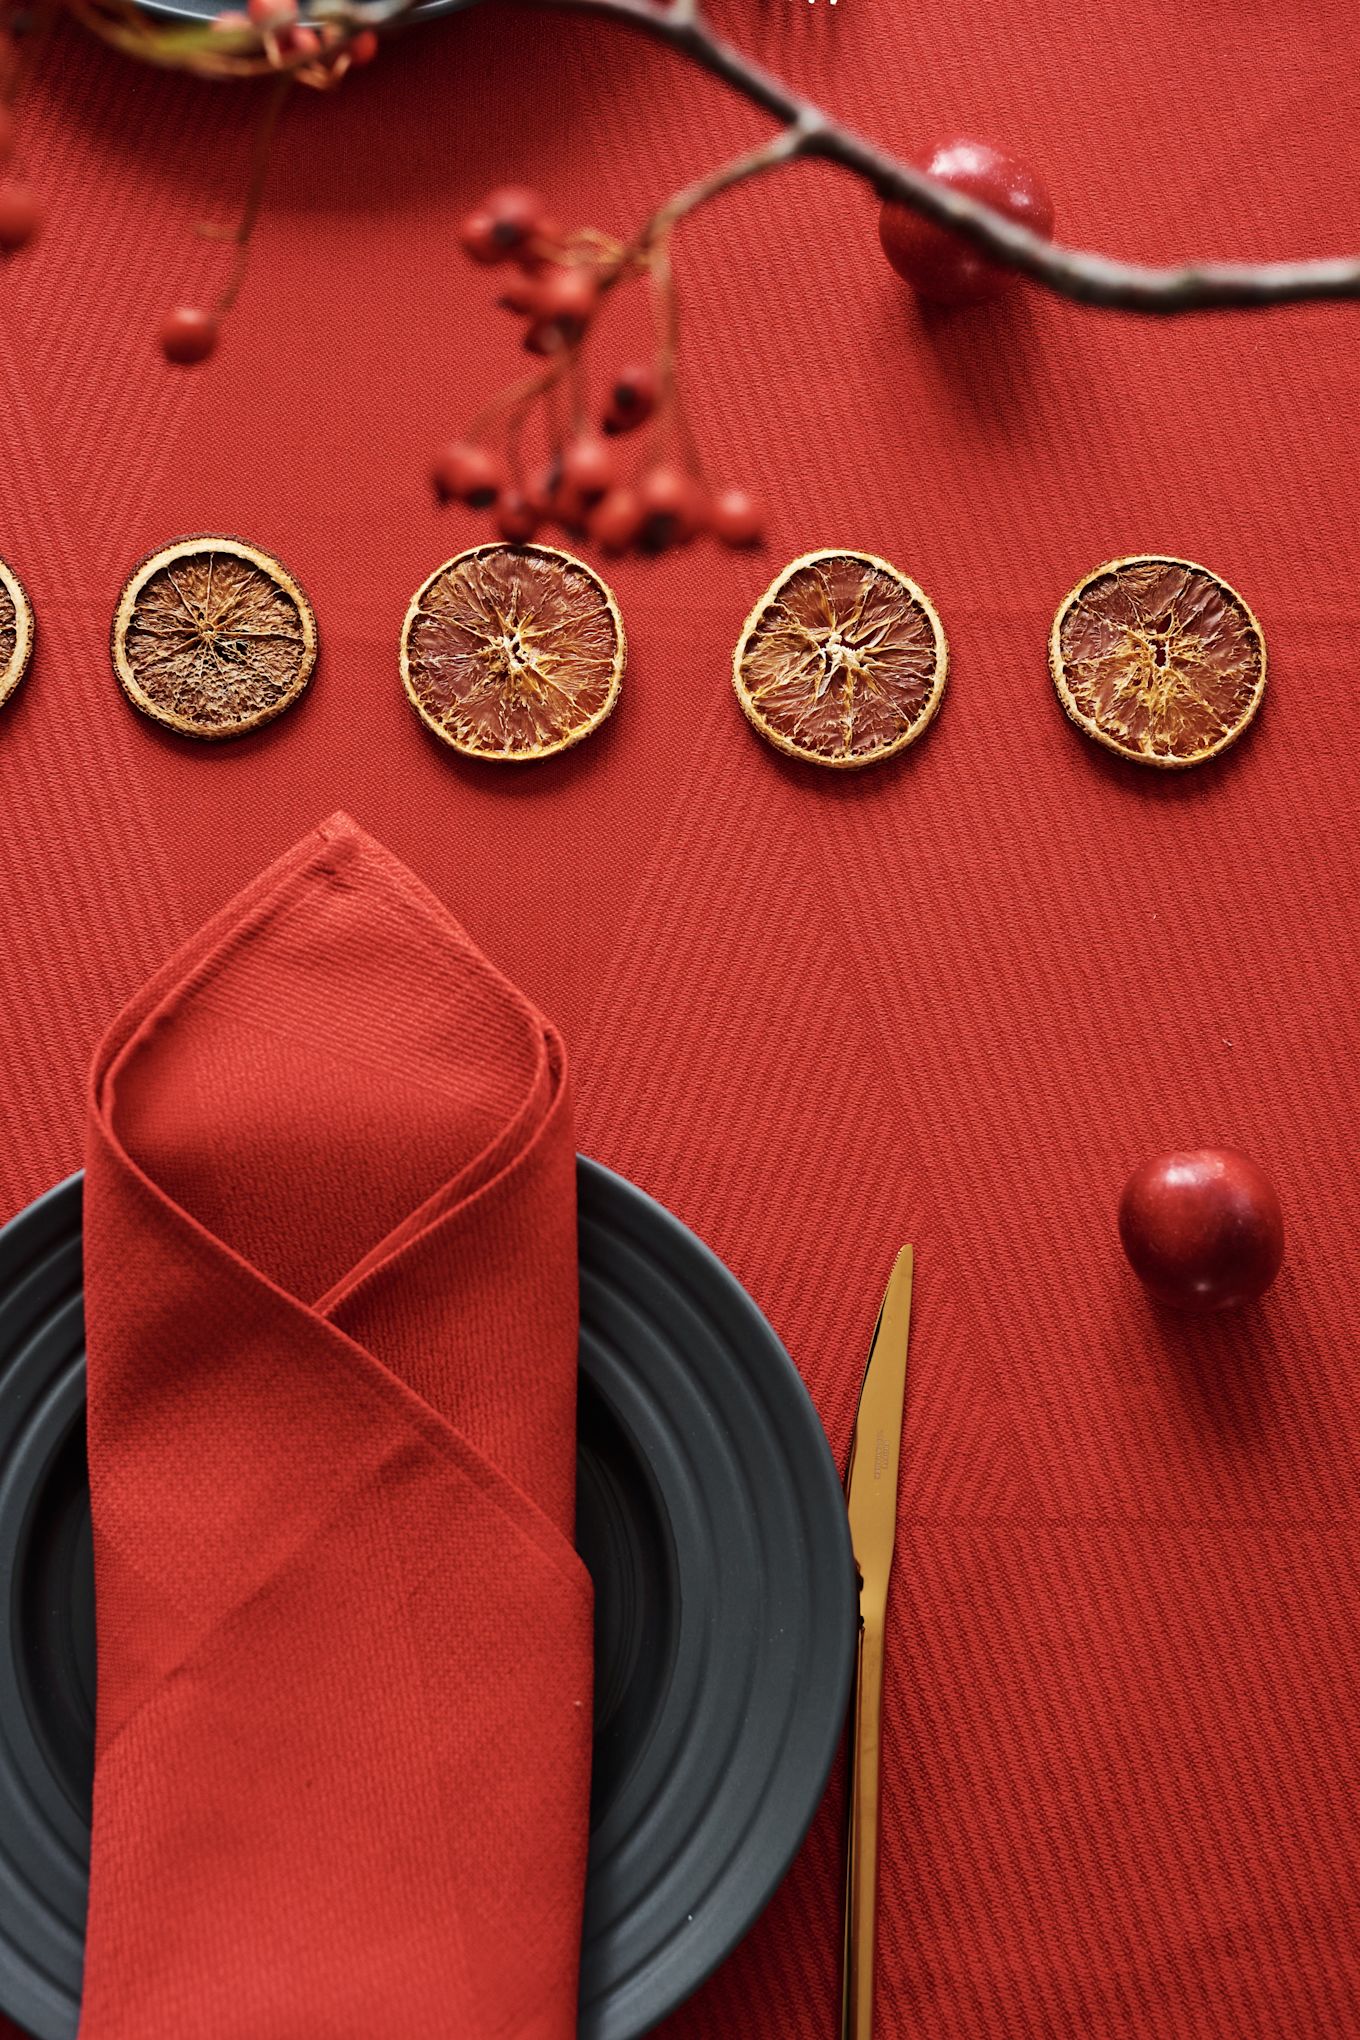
[504,0,1360,314]
[62,0,1360,313]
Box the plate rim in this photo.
[0,1164,854,2038]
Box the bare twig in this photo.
[505,0,1360,314]
[62,0,1360,313]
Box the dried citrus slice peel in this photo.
[0,557,34,714]
[113,536,317,740]
[733,550,947,768]
[400,542,625,761]
[1050,556,1266,768]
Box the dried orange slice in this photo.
[400,543,624,761]
[1050,556,1266,768]
[733,550,947,768]
[112,537,317,740]
[0,556,34,713]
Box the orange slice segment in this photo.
[113,537,317,740]
[0,557,34,713]
[733,550,947,768]
[1050,556,1266,768]
[401,543,625,761]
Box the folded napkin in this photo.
[79,815,593,2039]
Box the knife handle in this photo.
[841,1604,886,2040]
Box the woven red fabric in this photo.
[2,3,1360,2035]
[78,815,592,2037]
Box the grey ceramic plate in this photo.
[0,1162,854,2039]
[144,0,467,24]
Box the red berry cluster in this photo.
[434,184,763,557]
[158,4,378,367]
[0,27,40,255]
[213,0,378,72]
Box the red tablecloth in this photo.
[3,4,1359,2033]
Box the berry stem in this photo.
[511,0,1360,314]
[463,350,571,442]
[635,118,814,252]
[210,71,289,318]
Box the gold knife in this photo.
[841,1245,914,2040]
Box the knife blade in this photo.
[840,1244,913,2040]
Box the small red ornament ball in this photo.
[1118,1148,1284,1312]
[159,306,218,365]
[0,183,41,253]
[879,139,1055,306]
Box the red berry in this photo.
[709,488,763,548]
[0,183,39,253]
[431,441,500,506]
[517,216,565,273]
[522,319,559,358]
[1118,1149,1284,1312]
[553,483,589,535]
[496,273,541,316]
[532,265,598,343]
[559,433,614,504]
[495,489,540,544]
[159,306,218,365]
[483,185,545,254]
[637,466,703,551]
[459,212,505,266]
[603,361,658,433]
[285,22,320,57]
[589,487,643,554]
[348,27,378,62]
[247,0,296,25]
[525,466,562,518]
[879,139,1054,307]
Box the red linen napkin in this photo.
[78,814,593,2040]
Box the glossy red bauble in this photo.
[159,307,219,365]
[1118,1149,1284,1312]
[0,183,41,253]
[879,139,1055,306]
